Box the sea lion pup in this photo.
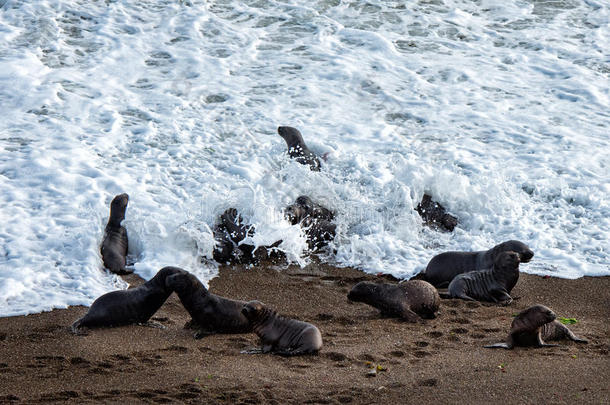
[71,266,183,334]
[445,251,520,305]
[212,208,283,264]
[165,270,252,338]
[241,300,322,356]
[414,240,534,287]
[485,305,588,349]
[277,126,321,171]
[101,193,132,275]
[415,194,458,232]
[347,280,440,322]
[284,196,335,250]
[284,195,334,225]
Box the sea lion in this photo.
[165,270,252,338]
[485,305,588,349]
[284,195,334,225]
[212,208,283,264]
[445,251,520,305]
[241,300,322,356]
[277,126,321,171]
[71,266,183,334]
[100,193,132,275]
[347,280,440,322]
[302,217,336,250]
[415,194,458,232]
[415,240,534,287]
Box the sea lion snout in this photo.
[520,249,534,263]
[242,300,265,319]
[277,126,300,139]
[111,193,129,208]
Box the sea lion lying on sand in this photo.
[413,240,534,287]
[278,126,321,171]
[444,251,521,305]
[347,280,440,322]
[241,300,322,356]
[71,266,183,334]
[101,193,132,275]
[485,305,588,349]
[165,270,252,338]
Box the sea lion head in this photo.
[241,300,269,321]
[493,251,521,271]
[109,193,129,221]
[514,305,556,329]
[347,281,379,303]
[284,202,308,225]
[278,126,305,148]
[493,240,534,263]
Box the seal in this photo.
[415,194,458,232]
[347,280,440,322]
[100,193,132,275]
[445,251,520,305]
[71,266,183,334]
[284,195,334,225]
[485,305,588,349]
[241,300,323,356]
[278,126,321,171]
[212,208,283,264]
[416,240,534,287]
[165,270,252,338]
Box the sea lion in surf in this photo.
[485,305,588,349]
[165,270,252,338]
[414,240,534,287]
[284,196,335,250]
[347,280,440,322]
[71,266,183,334]
[241,300,322,356]
[415,194,458,232]
[101,193,131,275]
[284,195,334,225]
[445,251,521,305]
[212,208,284,264]
[277,126,321,171]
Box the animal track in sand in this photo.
[415,341,429,347]
[450,328,469,334]
[418,378,438,387]
[413,350,432,358]
[426,331,443,338]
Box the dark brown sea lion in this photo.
[277,126,321,171]
[415,194,458,232]
[212,208,283,264]
[347,280,440,322]
[241,300,322,356]
[101,193,132,275]
[485,305,588,349]
[445,251,520,305]
[71,266,183,334]
[284,195,334,225]
[284,196,335,250]
[415,240,534,287]
[165,270,252,338]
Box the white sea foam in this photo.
[0,0,608,316]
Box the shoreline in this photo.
[0,263,608,404]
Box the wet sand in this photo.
[0,263,608,404]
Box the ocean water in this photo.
[0,0,608,316]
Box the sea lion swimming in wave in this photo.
[101,193,131,275]
[415,194,458,232]
[278,126,321,171]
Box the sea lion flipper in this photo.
[138,321,167,329]
[193,329,213,339]
[400,308,420,323]
[240,347,264,355]
[70,320,89,336]
[539,343,559,348]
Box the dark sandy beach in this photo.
[0,262,608,404]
